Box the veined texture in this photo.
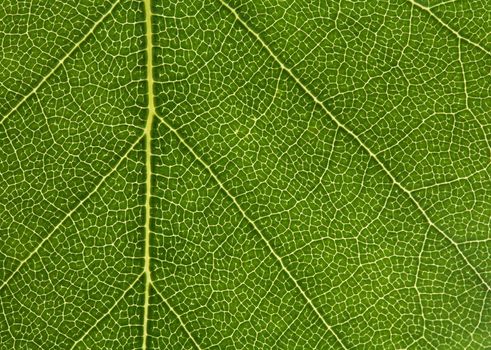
[0,0,490,349]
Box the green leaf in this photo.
[1,0,490,348]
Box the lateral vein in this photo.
[217,0,490,292]
[154,112,349,350]
[68,272,144,350]
[0,133,144,292]
[151,282,203,350]
[0,0,122,125]
[408,0,491,57]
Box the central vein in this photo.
[143,0,155,349]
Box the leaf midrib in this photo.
[142,0,154,348]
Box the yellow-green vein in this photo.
[143,0,155,348]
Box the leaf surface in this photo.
[1,0,490,349]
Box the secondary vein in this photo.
[154,111,349,350]
[218,0,490,292]
[0,0,122,125]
